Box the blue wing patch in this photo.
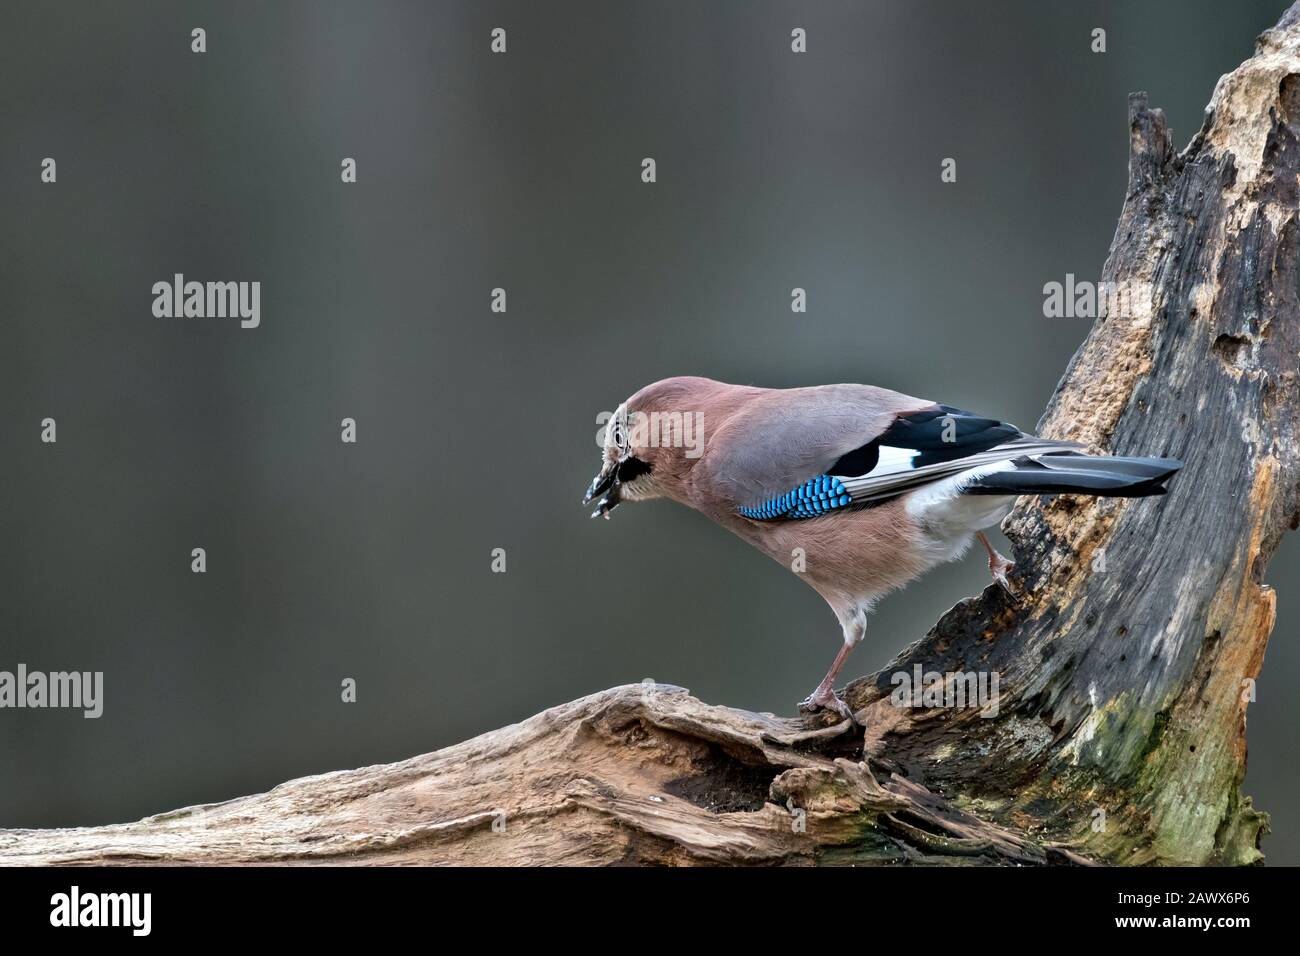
[736,406,1040,521]
[739,475,852,521]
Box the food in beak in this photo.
[582,467,622,519]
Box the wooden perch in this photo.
[4,4,1300,867]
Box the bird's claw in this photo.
[798,688,861,730]
[989,553,1016,594]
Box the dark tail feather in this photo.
[964,452,1182,497]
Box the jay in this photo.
[583,376,1181,725]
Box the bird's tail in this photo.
[963,452,1182,497]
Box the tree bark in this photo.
[4,4,1300,868]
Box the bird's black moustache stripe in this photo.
[585,456,652,518]
[617,456,652,482]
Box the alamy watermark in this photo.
[50,886,150,936]
[890,664,1000,717]
[1042,274,1152,319]
[0,664,103,718]
[596,409,705,458]
[152,273,260,328]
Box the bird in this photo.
[582,376,1181,725]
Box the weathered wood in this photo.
[4,3,1299,867]
[0,684,1094,866]
[840,5,1300,864]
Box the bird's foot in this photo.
[798,686,861,729]
[988,550,1016,594]
[975,531,1017,595]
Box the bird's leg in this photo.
[798,610,867,727]
[798,642,859,726]
[976,531,1015,593]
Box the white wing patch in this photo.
[835,438,1079,504]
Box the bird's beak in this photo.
[583,464,621,519]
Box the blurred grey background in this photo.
[1,0,1296,863]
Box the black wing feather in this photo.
[830,406,1023,475]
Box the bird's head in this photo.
[583,377,714,519]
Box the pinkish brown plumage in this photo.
[584,376,1181,724]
